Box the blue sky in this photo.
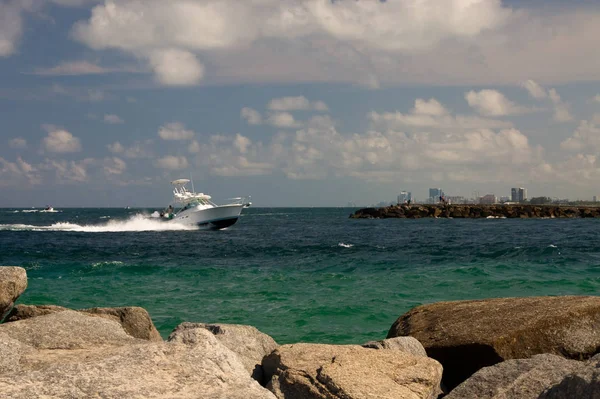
[1,0,600,207]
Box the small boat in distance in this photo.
[156,179,250,229]
[45,205,54,211]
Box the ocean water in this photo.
[1,207,600,344]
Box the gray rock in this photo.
[5,305,162,342]
[0,310,138,349]
[362,336,427,357]
[0,330,276,399]
[169,322,278,384]
[387,296,600,390]
[263,343,443,399]
[539,356,600,398]
[445,354,584,399]
[0,267,27,321]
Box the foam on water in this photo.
[0,214,197,232]
[338,242,354,248]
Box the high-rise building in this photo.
[397,191,412,204]
[519,187,527,202]
[479,194,497,204]
[594,196,598,203]
[429,188,443,203]
[511,187,527,202]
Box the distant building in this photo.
[446,196,466,204]
[397,191,412,204]
[511,187,527,202]
[499,196,510,203]
[479,194,497,204]
[429,188,444,203]
[594,196,598,203]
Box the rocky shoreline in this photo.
[2,266,600,398]
[350,204,600,219]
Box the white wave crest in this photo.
[0,214,198,232]
[338,242,354,248]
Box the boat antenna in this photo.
[190,172,195,193]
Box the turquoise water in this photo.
[1,207,600,344]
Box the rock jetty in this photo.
[350,204,600,219]
[3,266,600,398]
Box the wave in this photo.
[0,214,198,232]
[338,242,354,248]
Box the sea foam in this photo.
[0,214,197,232]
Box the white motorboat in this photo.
[158,179,250,229]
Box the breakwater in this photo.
[350,204,600,219]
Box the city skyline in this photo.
[2,1,600,207]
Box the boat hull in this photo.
[172,204,244,229]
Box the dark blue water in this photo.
[1,207,600,344]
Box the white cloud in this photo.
[148,49,204,86]
[233,134,251,154]
[107,141,124,154]
[0,1,39,58]
[42,125,82,153]
[155,155,189,170]
[42,158,91,183]
[71,1,600,86]
[548,88,573,122]
[241,107,262,125]
[522,80,547,100]
[32,61,116,76]
[0,156,40,186]
[158,122,195,141]
[465,90,529,116]
[369,98,512,130]
[104,114,124,124]
[266,112,303,129]
[103,157,126,175]
[522,80,572,123]
[561,120,600,152]
[267,96,328,112]
[9,137,27,149]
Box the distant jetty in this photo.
[350,204,600,219]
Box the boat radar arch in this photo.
[171,179,190,186]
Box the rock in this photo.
[387,296,600,390]
[539,355,600,398]
[362,336,427,357]
[263,343,443,399]
[81,307,162,342]
[0,329,276,399]
[169,322,278,384]
[5,305,162,342]
[0,310,139,349]
[0,267,27,321]
[445,354,584,399]
[4,304,69,322]
[0,332,32,374]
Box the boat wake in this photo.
[0,214,198,232]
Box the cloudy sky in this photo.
[1,0,600,207]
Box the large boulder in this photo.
[362,337,428,357]
[445,354,584,399]
[0,310,139,349]
[169,322,278,383]
[0,329,276,399]
[387,296,600,390]
[5,305,162,342]
[81,307,162,342]
[0,267,27,321]
[0,332,32,374]
[263,343,443,399]
[539,355,600,398]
